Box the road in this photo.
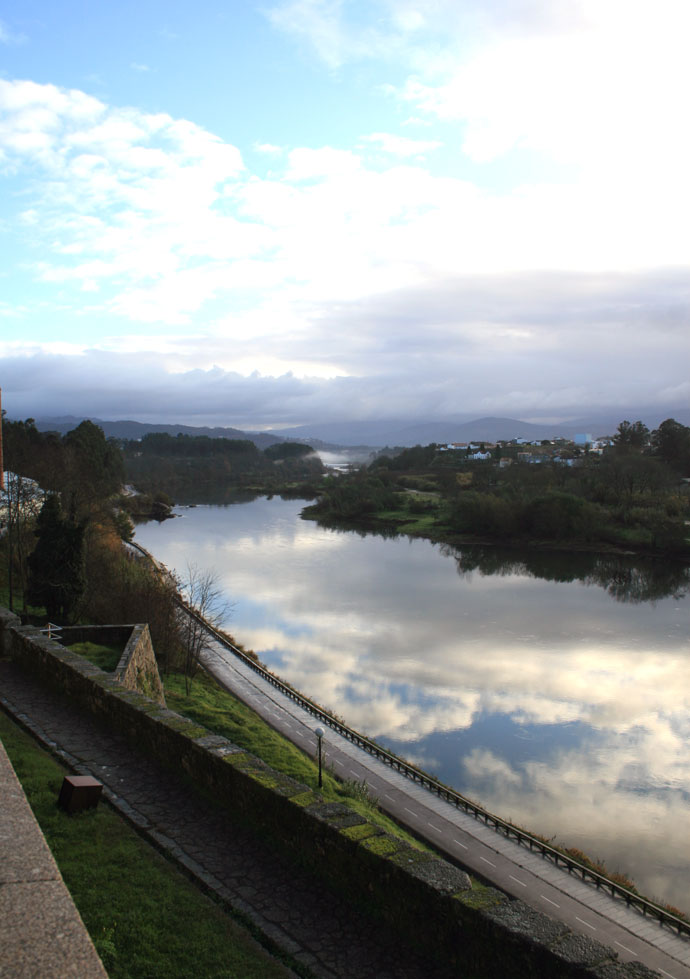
[200,636,690,979]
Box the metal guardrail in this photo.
[129,539,690,939]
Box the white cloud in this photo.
[267,0,690,273]
[464,748,523,787]
[363,131,442,157]
[393,0,690,196]
[1,62,689,422]
[0,17,26,46]
[265,0,349,68]
[285,145,361,180]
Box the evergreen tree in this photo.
[612,420,650,453]
[27,495,85,622]
[63,420,125,513]
[651,418,690,472]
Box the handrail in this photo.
[128,538,690,939]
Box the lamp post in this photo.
[315,726,325,788]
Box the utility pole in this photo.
[0,387,4,491]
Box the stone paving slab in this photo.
[0,659,454,979]
[0,739,107,979]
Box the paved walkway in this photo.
[0,657,455,979]
[200,638,690,979]
[0,739,107,979]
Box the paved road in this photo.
[200,638,690,979]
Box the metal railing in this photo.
[129,539,690,939]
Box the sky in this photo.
[1,0,689,429]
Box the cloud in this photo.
[0,17,26,46]
[362,131,442,157]
[254,142,283,155]
[264,0,405,69]
[1,63,689,424]
[2,261,689,424]
[267,0,690,260]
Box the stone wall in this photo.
[59,623,166,707]
[0,607,658,979]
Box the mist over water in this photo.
[135,497,690,912]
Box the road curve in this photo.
[199,637,690,979]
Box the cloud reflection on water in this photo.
[135,498,689,910]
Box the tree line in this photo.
[122,432,323,502]
[2,418,126,619]
[0,420,251,688]
[306,419,690,557]
[0,417,324,690]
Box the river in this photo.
[133,496,690,914]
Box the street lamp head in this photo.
[315,726,325,739]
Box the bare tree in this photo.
[178,563,231,694]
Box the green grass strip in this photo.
[66,641,123,672]
[163,670,429,849]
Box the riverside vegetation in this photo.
[121,431,324,504]
[304,418,690,558]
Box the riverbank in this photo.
[132,497,690,914]
[301,502,690,562]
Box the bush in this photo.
[450,492,519,537]
[524,492,604,542]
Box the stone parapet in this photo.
[58,623,166,706]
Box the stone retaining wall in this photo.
[59,623,166,707]
[0,607,658,979]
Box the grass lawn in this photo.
[66,640,123,672]
[0,708,296,979]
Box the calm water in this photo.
[134,497,690,912]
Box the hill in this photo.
[31,416,284,451]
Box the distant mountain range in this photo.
[265,409,690,447]
[27,408,690,450]
[31,416,284,451]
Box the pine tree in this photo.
[27,495,85,622]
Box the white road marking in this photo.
[575,916,596,931]
[384,794,395,802]
[349,769,359,777]
[614,942,636,956]
[541,895,560,908]
[658,969,678,979]
[404,807,416,817]
[453,839,468,850]
[428,823,442,834]
[509,875,526,887]
[480,856,496,868]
